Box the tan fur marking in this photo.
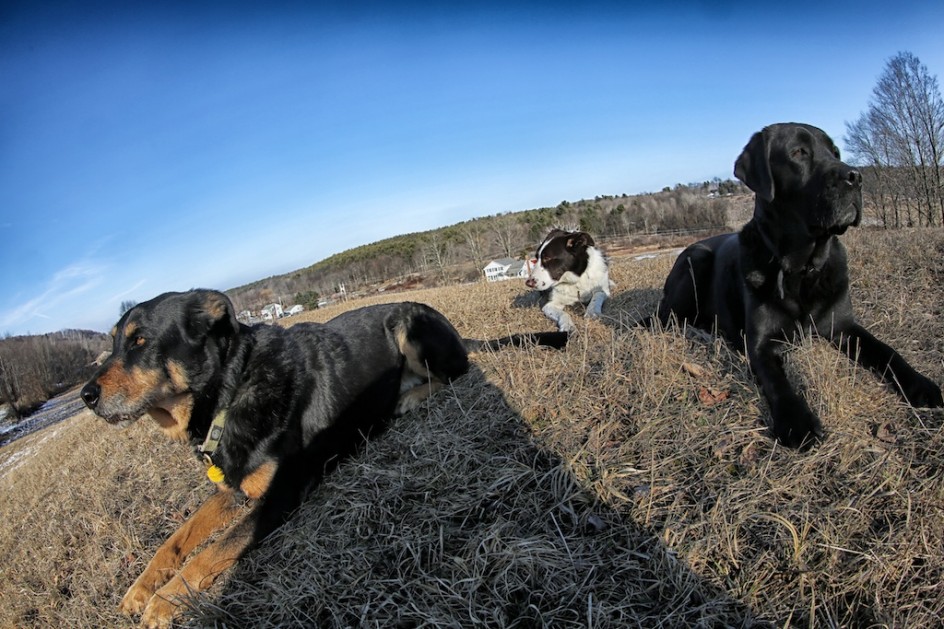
[96,358,126,390]
[203,293,228,322]
[118,490,241,618]
[146,394,193,442]
[141,523,253,626]
[109,325,117,338]
[394,323,449,414]
[239,461,278,500]
[396,381,445,415]
[396,325,427,378]
[167,361,189,392]
[97,363,163,402]
[124,322,138,339]
[128,365,163,390]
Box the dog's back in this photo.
[656,232,743,340]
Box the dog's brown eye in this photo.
[131,335,146,347]
[791,147,809,159]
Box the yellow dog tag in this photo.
[207,465,225,484]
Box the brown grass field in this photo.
[1,227,943,628]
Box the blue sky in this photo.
[2,1,942,336]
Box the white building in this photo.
[483,258,531,282]
[260,303,284,321]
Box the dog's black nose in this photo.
[81,382,101,409]
[525,278,536,288]
[846,169,862,186]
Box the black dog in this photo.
[80,290,566,628]
[654,122,943,448]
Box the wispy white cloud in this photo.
[0,260,106,332]
[107,279,148,303]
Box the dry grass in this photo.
[2,228,943,628]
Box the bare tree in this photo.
[421,232,453,283]
[845,52,944,227]
[0,332,109,419]
[0,353,21,420]
[491,214,520,258]
[458,222,488,273]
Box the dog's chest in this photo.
[548,249,609,304]
[752,267,837,322]
[551,273,598,304]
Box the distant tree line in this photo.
[227,183,740,312]
[0,330,110,421]
[845,52,944,228]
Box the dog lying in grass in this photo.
[653,123,944,448]
[80,289,566,628]
[525,229,612,333]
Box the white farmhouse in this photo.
[260,303,284,321]
[483,258,532,282]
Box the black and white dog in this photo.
[526,229,611,333]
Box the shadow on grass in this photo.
[601,288,663,329]
[509,287,662,330]
[185,364,766,628]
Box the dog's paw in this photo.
[585,308,602,320]
[558,318,577,334]
[140,595,178,629]
[119,582,154,617]
[901,375,944,408]
[771,399,824,450]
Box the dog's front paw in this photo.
[771,398,823,450]
[558,317,577,334]
[119,581,154,617]
[140,595,179,629]
[585,308,601,320]
[901,374,944,408]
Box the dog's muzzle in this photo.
[819,164,863,231]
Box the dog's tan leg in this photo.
[139,523,254,629]
[120,490,242,617]
[395,380,445,415]
[136,462,280,628]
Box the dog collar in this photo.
[199,409,228,463]
[199,410,228,484]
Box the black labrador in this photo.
[655,122,943,448]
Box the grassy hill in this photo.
[224,185,750,314]
[1,227,942,627]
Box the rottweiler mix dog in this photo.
[81,289,566,628]
[655,123,943,448]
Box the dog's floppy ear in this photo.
[566,231,594,249]
[734,129,775,202]
[183,289,239,344]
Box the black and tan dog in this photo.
[655,122,943,448]
[81,289,566,628]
